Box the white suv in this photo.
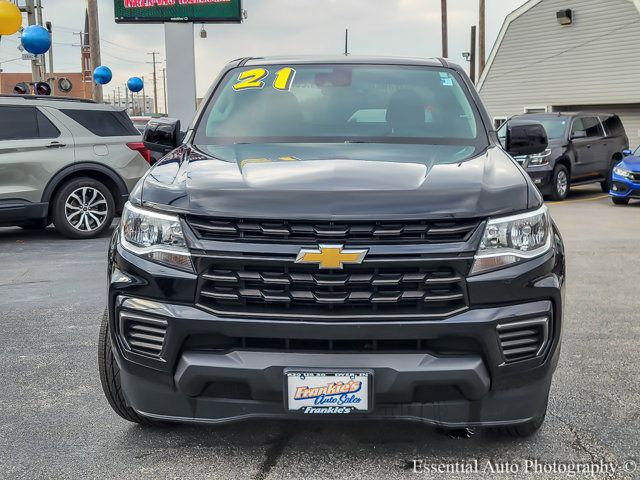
[0,95,150,239]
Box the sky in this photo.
[0,0,528,106]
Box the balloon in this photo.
[21,24,51,55]
[0,0,22,36]
[93,66,113,85]
[127,77,144,93]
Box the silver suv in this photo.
[0,95,149,239]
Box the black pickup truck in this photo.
[99,56,565,437]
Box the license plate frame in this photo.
[284,369,373,415]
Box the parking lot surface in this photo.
[1,186,638,479]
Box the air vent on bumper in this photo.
[120,311,168,358]
[497,317,549,363]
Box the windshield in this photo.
[194,64,487,151]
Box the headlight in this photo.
[527,149,552,166]
[613,165,633,179]
[120,202,193,272]
[471,205,552,275]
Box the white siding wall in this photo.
[480,0,640,119]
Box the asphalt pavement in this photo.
[0,186,638,480]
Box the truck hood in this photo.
[139,143,531,220]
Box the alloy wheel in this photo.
[65,187,109,232]
[556,170,568,198]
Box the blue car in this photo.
[610,147,640,204]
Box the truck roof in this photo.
[238,55,454,68]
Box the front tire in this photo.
[52,177,115,239]
[98,308,163,426]
[549,165,570,201]
[611,197,629,205]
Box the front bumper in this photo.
[524,167,554,193]
[107,225,565,428]
[610,172,640,199]
[112,295,559,427]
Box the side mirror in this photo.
[143,118,181,154]
[623,149,633,157]
[571,131,587,140]
[505,120,548,157]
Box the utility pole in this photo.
[441,0,448,58]
[35,0,46,75]
[125,84,129,115]
[141,75,146,115]
[87,0,103,102]
[479,0,486,77]
[141,75,147,115]
[162,68,167,114]
[469,25,477,84]
[23,0,41,82]
[46,21,54,95]
[117,85,121,107]
[344,29,348,56]
[148,51,160,114]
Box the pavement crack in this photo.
[253,425,295,480]
[549,412,598,464]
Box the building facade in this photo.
[478,0,640,147]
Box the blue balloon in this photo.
[127,77,144,93]
[21,25,51,55]
[93,66,113,85]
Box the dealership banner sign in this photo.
[114,0,243,23]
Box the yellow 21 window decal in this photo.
[233,67,297,92]
[273,67,296,91]
[233,68,269,91]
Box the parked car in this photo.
[0,95,151,239]
[499,112,628,201]
[609,146,640,204]
[99,56,565,437]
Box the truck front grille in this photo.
[187,217,481,245]
[195,255,470,320]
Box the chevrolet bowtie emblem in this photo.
[295,244,368,270]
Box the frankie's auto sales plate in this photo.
[285,371,371,414]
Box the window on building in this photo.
[524,106,548,114]
[60,109,139,137]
